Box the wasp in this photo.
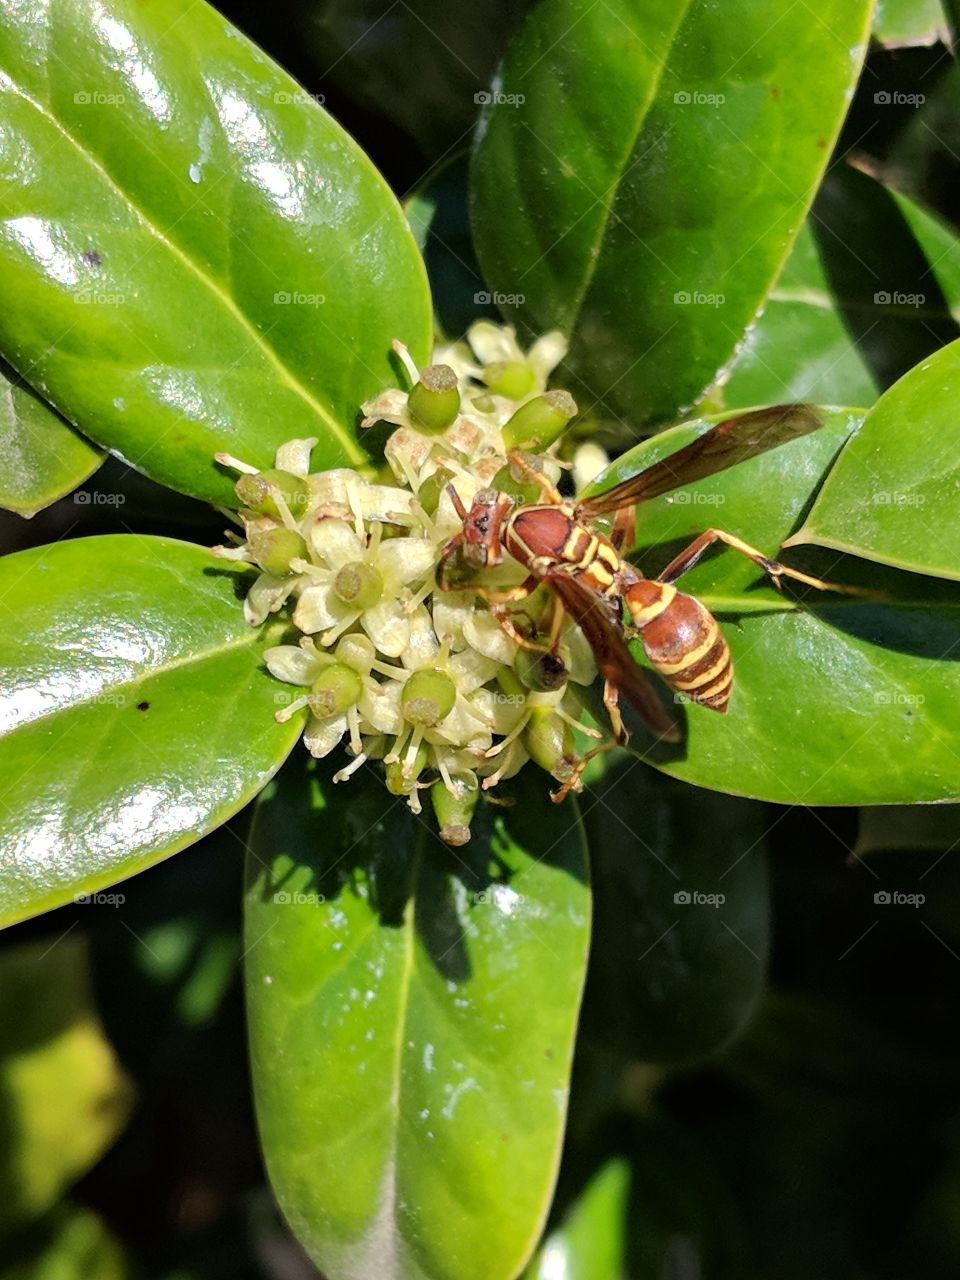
[436,404,855,760]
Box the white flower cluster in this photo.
[213,323,602,844]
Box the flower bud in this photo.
[491,458,543,504]
[417,468,454,517]
[524,708,577,784]
[408,364,461,431]
[430,777,479,846]
[247,528,308,576]
[236,468,310,519]
[308,663,363,719]
[503,390,577,450]
[334,561,384,609]
[482,360,536,400]
[401,669,456,726]
[515,647,567,692]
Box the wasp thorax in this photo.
[401,669,456,726]
[334,561,384,609]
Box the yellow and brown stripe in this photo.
[631,587,733,713]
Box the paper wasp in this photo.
[436,404,852,764]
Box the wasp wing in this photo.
[578,404,824,519]
[546,573,680,743]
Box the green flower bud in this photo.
[524,708,577,784]
[430,777,479,847]
[236,468,310,519]
[491,459,543,504]
[482,360,536,400]
[401,669,456,726]
[503,390,578,450]
[308,663,363,719]
[515,647,567,692]
[385,745,429,795]
[247,528,308,576]
[334,561,383,609]
[408,364,461,430]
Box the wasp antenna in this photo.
[445,483,468,521]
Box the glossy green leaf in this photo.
[245,753,590,1280]
[0,0,432,505]
[875,0,947,44]
[0,1208,130,1280]
[406,154,494,342]
[525,1160,629,1280]
[0,934,132,1238]
[0,535,304,928]
[471,0,874,428]
[722,168,960,410]
[582,763,769,1064]
[790,339,960,579]
[588,407,960,804]
[0,359,102,518]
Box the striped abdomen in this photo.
[624,580,733,712]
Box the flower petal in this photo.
[307,518,363,569]
[463,609,517,663]
[359,682,403,735]
[274,437,318,475]
[527,330,568,385]
[361,600,411,658]
[377,537,436,589]
[402,606,440,668]
[263,645,323,686]
[293,583,342,633]
[468,320,523,366]
[244,572,297,626]
[303,714,348,758]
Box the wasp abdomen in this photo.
[625,581,733,713]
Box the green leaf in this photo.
[0,934,132,1238]
[582,764,769,1064]
[406,154,493,342]
[0,535,304,928]
[0,1208,130,1280]
[471,0,874,428]
[524,1160,630,1280]
[245,753,590,1280]
[789,339,960,579]
[875,0,947,44]
[721,168,960,410]
[589,407,960,804]
[0,359,102,518]
[0,0,432,506]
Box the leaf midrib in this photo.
[5,77,366,466]
[1,631,260,737]
[562,0,696,335]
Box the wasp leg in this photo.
[492,604,552,653]
[655,528,872,596]
[462,573,540,605]
[602,678,627,744]
[505,452,564,504]
[551,738,621,804]
[609,504,635,554]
